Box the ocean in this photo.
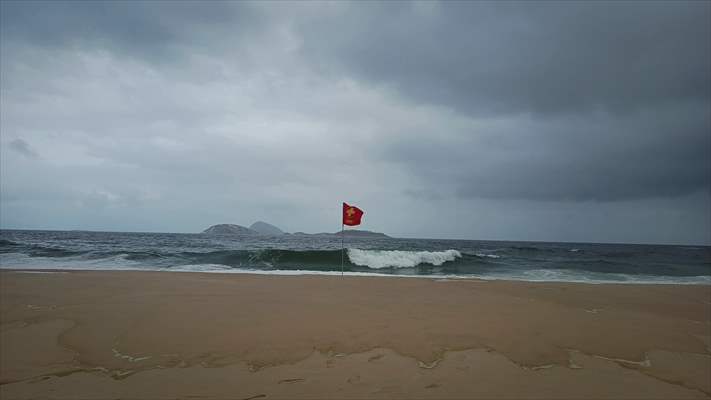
[1,229,709,284]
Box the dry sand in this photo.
[0,270,709,399]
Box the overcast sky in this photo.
[1,1,709,244]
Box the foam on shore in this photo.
[4,264,710,285]
[2,250,709,285]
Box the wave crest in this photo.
[347,249,462,269]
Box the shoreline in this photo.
[1,269,710,398]
[2,266,710,286]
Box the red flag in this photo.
[342,202,364,226]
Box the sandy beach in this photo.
[0,270,709,399]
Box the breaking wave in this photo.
[0,242,465,271]
[475,253,501,259]
[347,249,462,269]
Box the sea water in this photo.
[1,229,709,284]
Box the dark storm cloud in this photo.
[298,1,711,115]
[384,102,710,202]
[294,1,711,202]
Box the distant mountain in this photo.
[202,224,257,235]
[202,223,389,238]
[249,221,284,235]
[289,230,390,238]
[334,229,390,238]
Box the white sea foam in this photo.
[474,268,711,285]
[475,253,501,259]
[156,267,711,285]
[347,249,462,269]
[174,265,428,278]
[11,271,68,274]
[2,253,709,285]
[2,260,709,284]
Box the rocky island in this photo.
[202,224,256,235]
[249,221,284,235]
[202,222,389,238]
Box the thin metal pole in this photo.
[341,223,345,276]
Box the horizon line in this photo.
[1,226,709,247]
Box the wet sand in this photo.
[1,270,709,399]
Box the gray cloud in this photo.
[293,1,711,202]
[297,1,711,115]
[8,138,38,158]
[0,1,709,244]
[386,103,711,201]
[0,1,261,62]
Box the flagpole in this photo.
[341,222,345,276]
